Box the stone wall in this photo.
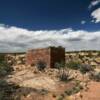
[26,48,51,67]
[50,47,65,68]
[26,47,65,68]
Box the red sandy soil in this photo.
[70,81,100,100]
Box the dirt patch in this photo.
[6,69,57,91]
[70,81,100,100]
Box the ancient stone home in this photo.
[26,47,65,68]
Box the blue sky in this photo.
[0,0,99,31]
[0,0,100,52]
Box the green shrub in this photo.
[97,52,100,56]
[55,62,65,69]
[79,64,93,74]
[66,60,93,74]
[0,54,5,62]
[65,84,83,96]
[54,62,61,69]
[89,72,100,82]
[55,62,70,82]
[0,80,20,100]
[57,95,64,100]
[59,72,70,82]
[0,62,13,77]
[66,61,81,70]
[0,54,13,77]
[87,52,93,57]
[75,80,81,86]
[65,89,73,96]
[79,55,83,60]
[36,60,47,71]
[0,80,9,100]
[0,91,4,100]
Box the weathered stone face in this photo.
[26,48,50,67]
[26,47,65,68]
[50,47,65,67]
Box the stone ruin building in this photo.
[26,47,65,68]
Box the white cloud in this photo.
[81,21,86,24]
[89,1,100,23]
[89,0,100,9]
[0,25,100,52]
[91,8,100,23]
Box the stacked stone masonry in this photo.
[26,47,65,68]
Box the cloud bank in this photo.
[91,8,100,23]
[89,0,100,23]
[89,0,100,9]
[0,25,100,52]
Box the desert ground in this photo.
[0,51,100,100]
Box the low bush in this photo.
[54,62,61,69]
[79,64,93,74]
[55,62,70,82]
[59,71,70,82]
[0,61,13,77]
[36,60,47,71]
[66,61,81,70]
[66,60,93,74]
[57,94,64,100]
[89,72,100,82]
[0,79,20,100]
[0,54,13,77]
[65,84,83,96]
[97,52,100,56]
[0,80,10,100]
